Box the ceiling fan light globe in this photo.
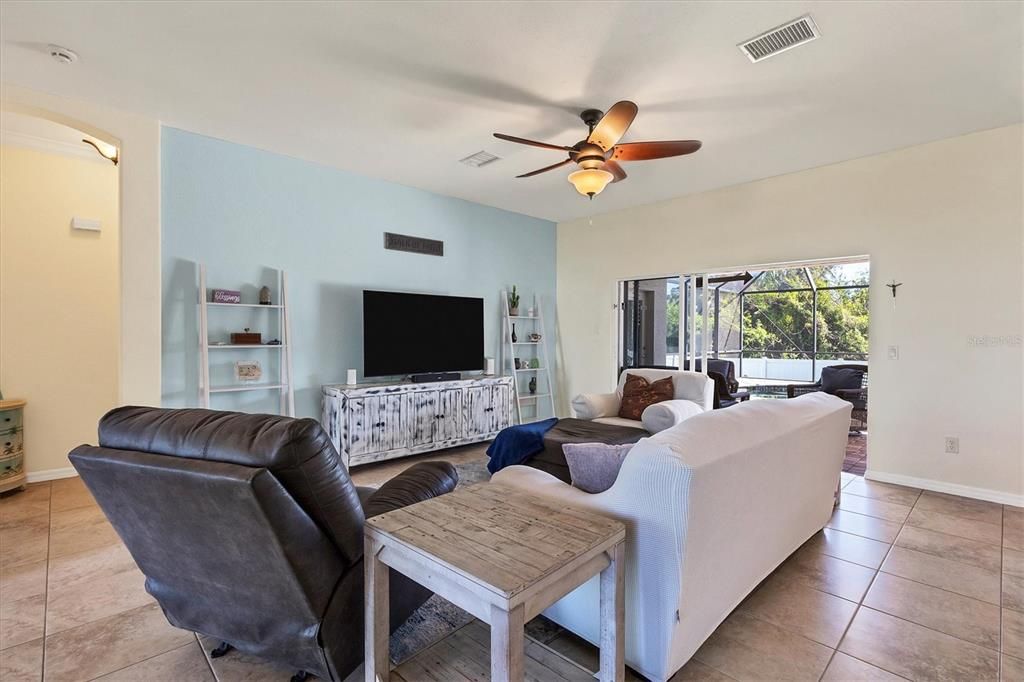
[568,169,613,197]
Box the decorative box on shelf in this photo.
[0,399,27,494]
[229,329,262,345]
[212,289,242,304]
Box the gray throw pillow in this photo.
[562,442,635,494]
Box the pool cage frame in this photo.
[621,263,870,381]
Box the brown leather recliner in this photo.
[68,406,458,681]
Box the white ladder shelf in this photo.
[501,291,555,424]
[197,264,295,416]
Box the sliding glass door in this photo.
[619,276,680,371]
[619,274,718,374]
[621,262,869,384]
[620,261,869,384]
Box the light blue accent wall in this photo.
[161,127,556,419]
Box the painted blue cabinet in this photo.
[0,400,27,494]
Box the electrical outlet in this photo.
[888,345,899,360]
[944,436,959,454]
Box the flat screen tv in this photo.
[363,290,484,377]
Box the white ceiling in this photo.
[1,1,1020,222]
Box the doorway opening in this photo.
[0,110,121,481]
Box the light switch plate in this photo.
[887,345,899,360]
[71,217,101,232]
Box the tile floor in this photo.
[1,461,1021,681]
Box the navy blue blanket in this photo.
[486,417,559,474]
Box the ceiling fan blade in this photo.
[516,158,573,178]
[603,159,627,183]
[587,100,638,151]
[493,133,574,153]
[612,140,702,161]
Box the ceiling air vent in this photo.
[739,15,820,63]
[459,150,500,167]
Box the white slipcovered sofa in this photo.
[493,392,852,681]
[571,369,714,433]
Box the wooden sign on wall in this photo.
[384,232,444,257]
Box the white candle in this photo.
[346,369,357,385]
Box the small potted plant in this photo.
[508,286,520,316]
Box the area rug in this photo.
[453,457,491,487]
[389,596,475,664]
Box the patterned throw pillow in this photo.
[618,374,675,421]
[563,442,635,493]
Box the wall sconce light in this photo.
[82,138,118,166]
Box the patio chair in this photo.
[786,364,868,430]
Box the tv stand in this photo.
[410,371,461,383]
[321,375,513,468]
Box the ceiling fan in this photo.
[493,101,701,199]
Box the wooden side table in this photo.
[0,399,27,494]
[365,483,626,682]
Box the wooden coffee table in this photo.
[364,482,626,682]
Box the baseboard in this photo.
[26,467,78,483]
[865,468,1024,508]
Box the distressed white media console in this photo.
[322,375,513,468]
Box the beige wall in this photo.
[0,144,120,474]
[2,83,162,410]
[557,125,1023,503]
